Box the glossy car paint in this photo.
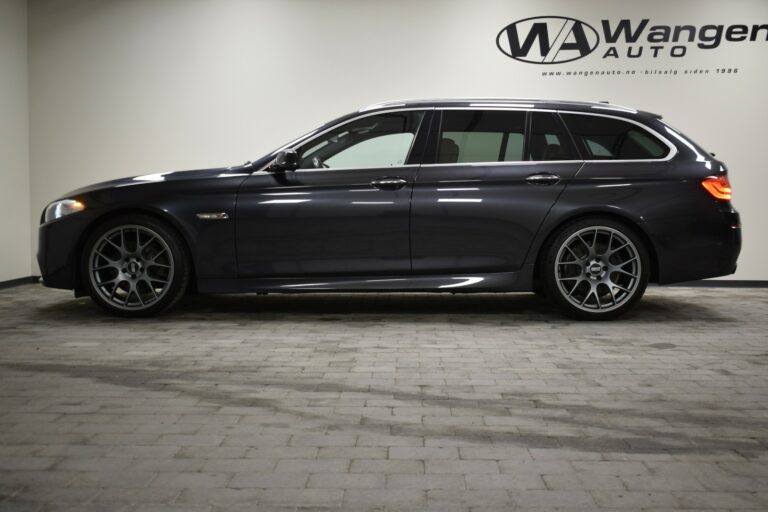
[37,99,740,297]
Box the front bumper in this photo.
[37,211,97,291]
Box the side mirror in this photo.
[271,149,299,172]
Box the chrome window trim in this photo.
[439,106,555,112]
[255,107,433,174]
[255,106,678,174]
[292,164,420,173]
[429,107,677,165]
[556,110,677,162]
[420,160,583,168]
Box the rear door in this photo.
[410,109,583,274]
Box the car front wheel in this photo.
[542,217,649,320]
[81,214,190,317]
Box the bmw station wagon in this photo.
[38,99,741,319]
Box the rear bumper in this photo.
[645,205,741,284]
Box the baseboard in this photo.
[665,280,768,288]
[0,276,40,290]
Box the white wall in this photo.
[27,0,768,279]
[0,0,30,282]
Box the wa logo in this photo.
[497,16,600,64]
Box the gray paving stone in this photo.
[343,489,426,508]
[511,489,597,508]
[465,473,546,490]
[306,473,384,489]
[173,487,261,506]
[350,459,424,474]
[428,489,512,508]
[274,458,349,473]
[386,474,465,490]
[389,446,458,460]
[227,471,308,489]
[150,472,231,488]
[258,488,343,506]
[425,460,499,474]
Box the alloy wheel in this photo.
[88,225,174,310]
[554,226,641,313]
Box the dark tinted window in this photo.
[561,114,669,160]
[528,112,578,161]
[438,110,526,163]
[298,111,425,169]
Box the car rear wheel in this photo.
[542,217,649,320]
[81,214,190,317]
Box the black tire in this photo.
[541,216,649,320]
[81,214,190,317]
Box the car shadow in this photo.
[27,289,735,326]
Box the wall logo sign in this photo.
[497,16,599,64]
[497,15,768,64]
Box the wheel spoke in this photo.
[576,235,591,253]
[611,267,638,278]
[95,250,119,263]
[617,256,638,267]
[104,237,124,254]
[92,263,117,272]
[604,230,614,255]
[563,245,584,262]
[141,278,159,299]
[609,242,629,256]
[148,248,169,263]
[139,234,158,252]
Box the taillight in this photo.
[701,176,732,200]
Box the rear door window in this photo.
[527,112,578,161]
[438,110,526,163]
[561,113,669,160]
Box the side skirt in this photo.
[198,266,534,294]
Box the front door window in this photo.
[297,111,425,169]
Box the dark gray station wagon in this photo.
[38,99,741,319]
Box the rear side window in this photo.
[438,110,525,163]
[561,113,669,160]
[528,112,578,161]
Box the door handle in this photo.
[371,177,408,190]
[525,173,561,185]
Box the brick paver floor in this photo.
[0,284,767,511]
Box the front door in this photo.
[236,109,429,277]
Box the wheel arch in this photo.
[531,209,660,287]
[73,206,197,296]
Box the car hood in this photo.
[60,165,253,199]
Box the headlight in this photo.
[44,199,85,223]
